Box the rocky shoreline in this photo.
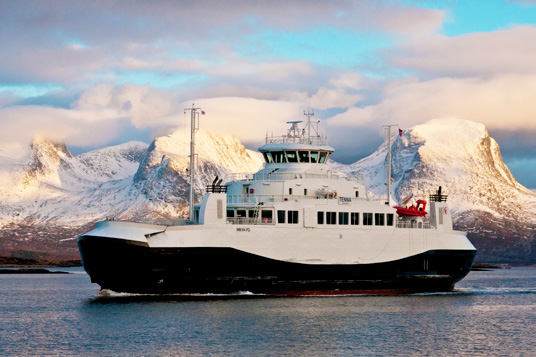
[0,256,82,268]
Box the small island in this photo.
[0,257,82,274]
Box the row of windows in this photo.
[226,208,393,227]
[317,212,394,226]
[263,150,330,164]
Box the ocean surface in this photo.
[1,267,535,356]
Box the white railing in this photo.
[226,217,275,225]
[396,221,432,229]
[226,172,346,182]
[265,135,328,146]
[227,194,357,205]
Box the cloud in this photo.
[72,83,175,128]
[0,83,178,147]
[387,25,536,77]
[328,74,536,132]
[0,83,311,151]
[0,0,443,89]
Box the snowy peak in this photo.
[134,129,263,183]
[151,129,262,173]
[76,141,148,182]
[24,137,75,186]
[345,118,536,224]
[406,118,517,188]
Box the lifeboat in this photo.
[394,199,427,217]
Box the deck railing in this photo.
[226,217,274,225]
[396,221,432,229]
[226,172,346,182]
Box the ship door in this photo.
[242,184,250,203]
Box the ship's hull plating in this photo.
[79,235,476,295]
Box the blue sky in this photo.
[0,0,535,188]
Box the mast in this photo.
[184,104,202,221]
[383,124,398,206]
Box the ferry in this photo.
[78,110,476,295]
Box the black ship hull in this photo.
[78,235,476,295]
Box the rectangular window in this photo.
[272,151,285,163]
[237,209,246,217]
[285,151,298,163]
[351,212,359,225]
[226,209,235,218]
[326,211,336,225]
[355,191,359,198]
[386,213,394,226]
[375,213,385,226]
[277,210,285,224]
[339,212,349,225]
[318,151,327,163]
[288,210,299,224]
[261,209,273,224]
[299,151,310,163]
[363,213,373,226]
[317,211,324,224]
[289,188,293,195]
[304,188,307,196]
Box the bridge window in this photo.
[317,211,324,224]
[339,212,349,225]
[226,209,234,218]
[326,211,336,225]
[351,212,359,225]
[299,151,310,163]
[375,213,385,226]
[387,214,394,226]
[237,209,246,218]
[285,151,298,162]
[272,151,285,163]
[263,152,273,163]
[310,151,319,163]
[288,210,299,224]
[318,151,328,163]
[277,210,285,224]
[363,213,373,225]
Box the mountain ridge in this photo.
[0,118,534,262]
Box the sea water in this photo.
[0,267,535,356]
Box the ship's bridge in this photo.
[258,116,334,170]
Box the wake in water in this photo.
[96,286,536,299]
[97,289,263,298]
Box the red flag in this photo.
[201,111,205,115]
[399,129,403,136]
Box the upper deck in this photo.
[258,112,334,166]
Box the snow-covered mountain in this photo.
[0,129,263,227]
[0,118,534,262]
[337,118,536,263]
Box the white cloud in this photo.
[328,74,536,132]
[387,25,536,77]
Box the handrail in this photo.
[226,172,347,182]
[396,221,432,229]
[226,217,275,225]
